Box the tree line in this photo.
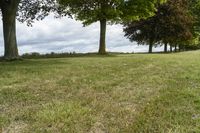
[0,0,200,60]
[124,0,200,53]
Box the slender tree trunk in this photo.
[1,0,20,60]
[170,45,173,52]
[149,41,153,53]
[164,43,167,53]
[98,19,107,54]
[175,44,177,52]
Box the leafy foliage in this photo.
[58,0,164,25]
[17,0,56,26]
[189,0,200,29]
[124,0,194,51]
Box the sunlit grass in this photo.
[0,51,200,132]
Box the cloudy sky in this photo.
[0,15,163,55]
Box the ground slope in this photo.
[0,51,200,132]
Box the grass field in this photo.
[0,51,200,133]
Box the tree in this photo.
[124,0,194,53]
[0,0,55,60]
[59,0,164,54]
[123,18,159,53]
[157,0,193,52]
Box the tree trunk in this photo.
[175,44,177,52]
[164,43,167,53]
[1,0,20,60]
[178,45,181,52]
[170,45,173,52]
[98,19,107,54]
[149,41,153,53]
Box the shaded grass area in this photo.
[0,51,200,132]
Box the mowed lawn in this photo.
[0,51,200,133]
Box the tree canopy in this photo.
[124,0,194,53]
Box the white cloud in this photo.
[0,15,164,56]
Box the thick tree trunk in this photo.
[1,0,20,60]
[149,41,153,53]
[164,43,167,53]
[98,19,107,54]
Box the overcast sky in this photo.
[0,15,163,55]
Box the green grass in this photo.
[0,51,200,132]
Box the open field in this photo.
[0,51,200,132]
